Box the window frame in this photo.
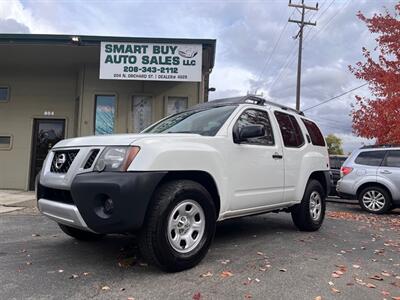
[233,108,275,147]
[274,111,305,148]
[93,94,117,135]
[0,134,13,150]
[354,150,387,167]
[0,86,10,103]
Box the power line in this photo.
[303,83,368,111]
[254,10,295,91]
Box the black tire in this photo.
[291,179,326,231]
[139,180,216,272]
[58,224,104,241]
[358,186,391,214]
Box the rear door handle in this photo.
[272,153,283,159]
[380,170,392,174]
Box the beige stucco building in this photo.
[0,34,216,190]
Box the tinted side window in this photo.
[274,111,304,148]
[329,157,347,169]
[302,119,325,146]
[383,150,400,167]
[234,109,274,146]
[355,151,386,166]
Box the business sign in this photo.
[100,42,202,82]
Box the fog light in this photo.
[103,198,114,215]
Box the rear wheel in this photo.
[291,180,326,231]
[139,180,216,272]
[358,186,391,214]
[58,224,104,241]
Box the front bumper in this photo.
[37,171,167,234]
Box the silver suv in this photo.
[337,145,400,214]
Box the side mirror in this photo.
[237,125,265,143]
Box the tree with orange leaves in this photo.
[349,3,400,144]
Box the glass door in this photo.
[132,95,153,133]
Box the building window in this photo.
[132,95,152,133]
[0,135,12,150]
[167,96,188,115]
[0,86,10,102]
[94,95,116,135]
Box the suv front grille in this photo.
[84,149,100,169]
[50,150,79,173]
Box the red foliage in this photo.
[349,3,400,144]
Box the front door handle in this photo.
[380,170,392,174]
[272,153,283,159]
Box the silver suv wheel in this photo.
[309,191,322,221]
[167,199,205,253]
[362,190,386,212]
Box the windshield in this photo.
[143,105,237,136]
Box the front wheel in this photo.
[291,180,326,231]
[139,180,216,272]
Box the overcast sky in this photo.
[1,0,397,152]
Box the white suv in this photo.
[36,96,330,272]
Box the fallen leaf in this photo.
[69,274,79,279]
[118,257,136,268]
[101,286,111,291]
[366,283,376,288]
[244,294,252,299]
[332,273,341,278]
[381,291,390,296]
[26,262,32,265]
[200,271,213,278]
[119,288,125,291]
[192,292,201,300]
[83,272,90,276]
[335,270,344,275]
[279,268,287,272]
[58,269,64,273]
[314,296,322,300]
[255,278,260,283]
[32,234,40,237]
[221,271,233,278]
[381,272,391,277]
[369,275,384,281]
[328,281,334,286]
[257,251,264,256]
[127,298,135,300]
[331,287,340,294]
[353,264,360,269]
[220,259,230,265]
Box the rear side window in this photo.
[274,111,304,148]
[329,157,346,169]
[302,119,325,146]
[355,151,386,166]
[234,109,275,146]
[383,150,400,167]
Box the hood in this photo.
[53,133,200,148]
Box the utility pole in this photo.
[288,0,318,111]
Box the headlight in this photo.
[94,146,140,172]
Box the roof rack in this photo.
[197,95,304,115]
[361,144,400,149]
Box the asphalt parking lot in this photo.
[1,199,399,300]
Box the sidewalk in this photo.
[0,190,36,214]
